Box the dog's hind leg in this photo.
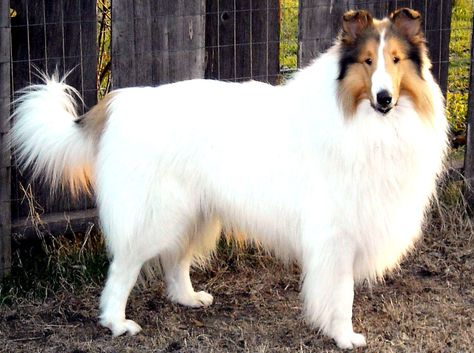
[97,197,159,336]
[99,252,144,336]
[98,204,198,334]
[161,252,214,307]
[161,218,221,307]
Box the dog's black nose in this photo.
[376,90,392,107]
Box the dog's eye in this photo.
[365,58,372,66]
[393,57,400,64]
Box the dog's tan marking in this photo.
[77,92,116,139]
[338,38,378,116]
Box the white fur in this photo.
[371,30,393,99]
[10,44,447,348]
[9,74,94,195]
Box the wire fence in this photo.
[0,0,473,277]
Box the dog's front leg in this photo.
[301,232,366,349]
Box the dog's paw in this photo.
[174,290,214,308]
[334,332,366,350]
[193,291,214,307]
[100,318,142,337]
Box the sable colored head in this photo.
[337,8,432,118]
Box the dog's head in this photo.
[337,8,433,118]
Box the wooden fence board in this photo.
[133,0,153,86]
[205,0,280,84]
[251,0,280,83]
[112,0,206,88]
[154,1,206,84]
[207,0,237,81]
[11,209,98,240]
[111,0,136,88]
[0,0,12,277]
[298,0,452,95]
[298,0,346,68]
[63,0,98,111]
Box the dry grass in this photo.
[1,173,473,352]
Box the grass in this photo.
[446,0,473,135]
[0,231,108,306]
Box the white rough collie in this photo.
[10,8,447,349]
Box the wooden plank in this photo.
[153,0,206,84]
[133,0,153,86]
[206,0,235,81]
[62,0,98,111]
[11,209,98,240]
[235,0,252,81]
[464,26,474,209]
[204,0,219,79]
[112,0,206,88]
[205,0,280,84]
[298,0,346,68]
[111,0,136,88]
[0,0,12,277]
[346,0,393,18]
[250,0,280,84]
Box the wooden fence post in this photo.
[0,0,12,277]
[112,0,206,88]
[205,0,280,84]
[464,26,474,209]
[298,0,452,96]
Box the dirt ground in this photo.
[1,188,474,353]
[1,232,473,353]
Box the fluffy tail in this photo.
[10,74,97,195]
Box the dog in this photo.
[10,8,448,349]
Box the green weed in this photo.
[280,0,299,70]
[447,0,473,135]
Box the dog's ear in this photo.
[341,10,373,43]
[390,8,422,39]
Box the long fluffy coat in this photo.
[10,9,448,349]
